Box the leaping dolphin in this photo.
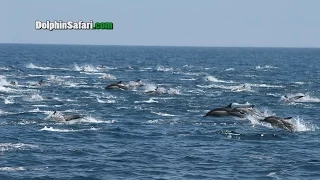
[204,103,254,118]
[128,79,144,88]
[259,116,296,132]
[284,95,304,102]
[145,87,162,94]
[105,81,127,90]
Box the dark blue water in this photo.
[0,44,319,179]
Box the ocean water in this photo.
[0,44,319,179]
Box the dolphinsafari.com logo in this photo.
[35,20,113,31]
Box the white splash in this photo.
[0,167,26,171]
[294,82,305,85]
[157,66,173,72]
[83,65,98,72]
[291,117,318,132]
[250,83,285,88]
[135,98,158,103]
[73,63,82,71]
[225,68,235,71]
[73,64,99,72]
[180,78,196,81]
[26,63,52,70]
[280,93,320,103]
[25,94,44,101]
[205,76,226,83]
[167,88,181,95]
[40,126,80,132]
[0,75,10,86]
[0,143,38,152]
[255,65,278,70]
[142,84,158,92]
[99,73,116,80]
[146,119,163,124]
[40,126,101,132]
[152,111,176,117]
[231,84,253,92]
[97,98,116,104]
[4,98,14,104]
[0,67,10,70]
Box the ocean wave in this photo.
[157,66,174,72]
[28,94,44,101]
[151,111,177,117]
[197,84,254,92]
[3,97,14,104]
[167,88,181,95]
[99,73,116,80]
[73,64,99,72]
[135,98,159,103]
[255,65,278,70]
[225,68,235,71]
[97,98,116,103]
[179,78,196,81]
[0,143,38,152]
[0,167,26,171]
[205,76,227,83]
[250,83,285,88]
[26,63,69,71]
[231,84,254,92]
[146,119,164,124]
[0,67,10,70]
[40,126,101,132]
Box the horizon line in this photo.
[1,42,320,49]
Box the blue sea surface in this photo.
[0,44,319,179]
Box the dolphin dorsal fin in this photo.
[284,117,292,119]
[225,103,232,108]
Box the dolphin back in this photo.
[64,115,83,121]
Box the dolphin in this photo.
[52,111,83,121]
[10,81,17,85]
[204,103,252,118]
[128,79,144,88]
[232,84,250,92]
[105,81,127,90]
[146,87,162,94]
[30,80,45,87]
[134,79,144,87]
[259,116,296,132]
[284,95,304,102]
[228,103,255,114]
[38,80,45,86]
